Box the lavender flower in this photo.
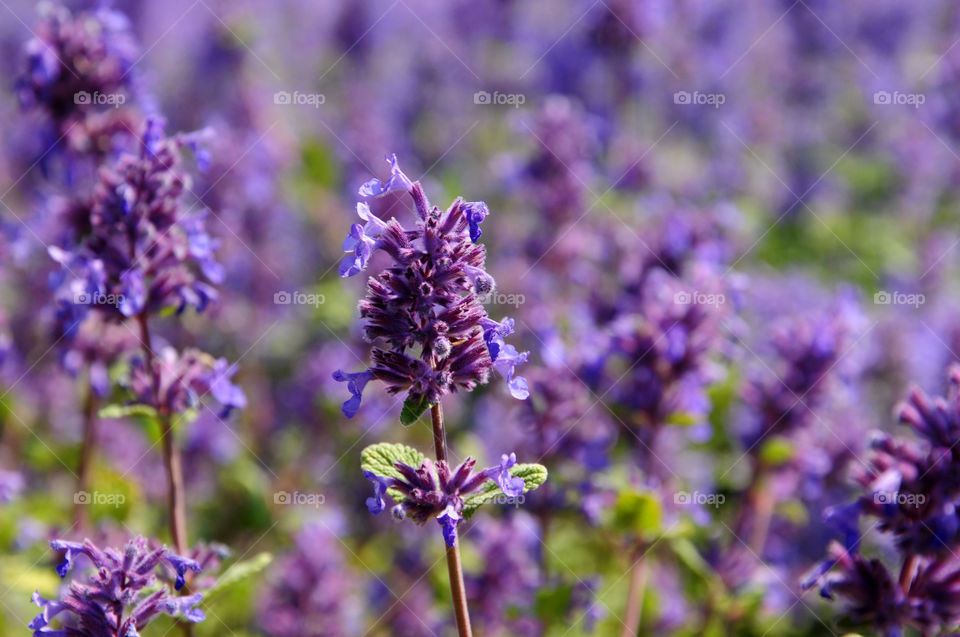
[363,452,526,547]
[804,364,960,635]
[31,537,204,636]
[48,117,221,327]
[334,155,528,417]
[16,3,141,161]
[128,347,246,417]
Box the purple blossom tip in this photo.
[163,593,205,622]
[357,154,413,198]
[437,504,461,547]
[165,553,202,591]
[462,201,489,243]
[492,343,530,400]
[49,539,86,577]
[363,470,392,514]
[332,369,374,418]
[29,590,66,630]
[495,452,525,497]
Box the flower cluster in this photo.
[30,537,204,636]
[364,453,525,547]
[49,117,219,328]
[803,364,960,635]
[15,3,140,154]
[334,155,528,417]
[128,346,245,417]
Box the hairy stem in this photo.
[430,403,473,637]
[136,314,188,554]
[620,548,649,637]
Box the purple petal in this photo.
[332,369,374,418]
[437,504,461,547]
[363,470,392,514]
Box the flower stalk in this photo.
[432,403,473,637]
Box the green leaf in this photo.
[204,552,273,599]
[759,436,795,466]
[612,489,662,540]
[668,536,712,580]
[462,462,548,519]
[665,411,701,426]
[98,404,159,421]
[400,394,433,426]
[360,443,426,480]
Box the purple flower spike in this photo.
[36,536,207,635]
[437,504,461,547]
[363,470,392,514]
[165,553,201,591]
[162,593,206,622]
[358,154,413,198]
[332,369,374,418]
[462,201,489,243]
[340,154,527,410]
[493,453,524,497]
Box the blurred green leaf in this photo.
[98,403,159,420]
[612,490,662,540]
[759,436,795,466]
[204,552,273,599]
